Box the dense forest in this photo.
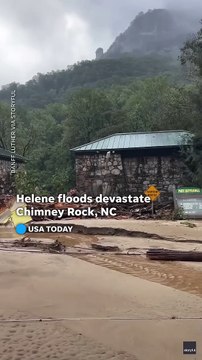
[0,23,202,195]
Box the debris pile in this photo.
[13,237,41,248]
[0,192,174,221]
[48,240,66,253]
[110,201,173,220]
[0,195,13,214]
[13,238,66,253]
[27,200,174,221]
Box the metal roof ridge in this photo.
[0,147,26,161]
[103,130,189,135]
[70,133,117,151]
[70,130,190,151]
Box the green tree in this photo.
[180,22,202,76]
[0,102,10,148]
[63,89,115,148]
[180,22,202,186]
[124,78,194,132]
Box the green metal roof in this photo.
[0,148,25,162]
[71,130,192,152]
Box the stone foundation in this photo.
[75,151,187,201]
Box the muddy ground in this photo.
[0,219,202,360]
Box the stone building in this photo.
[71,131,191,201]
[0,148,25,195]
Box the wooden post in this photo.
[172,185,177,210]
[151,201,154,216]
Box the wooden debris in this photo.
[28,200,174,221]
[0,192,174,221]
[48,240,66,253]
[13,238,66,253]
[91,243,120,252]
[146,248,202,261]
[13,237,42,248]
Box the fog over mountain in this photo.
[101,8,200,59]
[0,0,201,86]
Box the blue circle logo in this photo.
[15,223,27,235]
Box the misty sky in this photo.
[0,0,201,86]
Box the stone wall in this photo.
[75,151,187,201]
[0,159,22,195]
[123,155,186,201]
[75,153,125,197]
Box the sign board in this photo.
[176,187,202,195]
[144,185,160,202]
[174,187,202,219]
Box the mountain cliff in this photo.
[98,9,197,59]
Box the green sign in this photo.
[175,187,202,218]
[176,187,202,194]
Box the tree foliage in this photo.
[1,23,202,193]
[0,73,200,194]
[180,22,202,76]
[0,56,182,108]
[180,21,202,185]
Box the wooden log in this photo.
[91,243,120,252]
[146,248,202,261]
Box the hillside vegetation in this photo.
[0,56,183,108]
[0,11,201,194]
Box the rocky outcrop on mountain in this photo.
[95,48,104,60]
[101,9,197,59]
